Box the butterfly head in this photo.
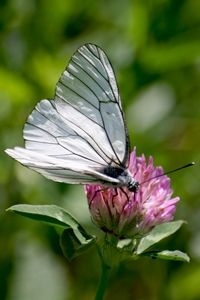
[127,180,139,192]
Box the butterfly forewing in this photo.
[55,44,128,165]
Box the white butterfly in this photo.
[5,44,139,192]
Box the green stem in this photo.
[95,261,111,300]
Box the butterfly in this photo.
[5,44,139,192]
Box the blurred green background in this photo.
[1,0,200,299]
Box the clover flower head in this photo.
[85,148,179,237]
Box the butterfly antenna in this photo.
[141,162,195,185]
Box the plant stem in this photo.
[94,261,111,300]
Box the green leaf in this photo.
[7,204,96,260]
[145,250,190,262]
[7,204,83,229]
[60,228,95,261]
[136,220,185,254]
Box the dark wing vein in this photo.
[80,46,118,103]
[56,83,102,126]
[50,100,114,164]
[96,46,130,166]
[58,79,122,165]
[70,57,114,103]
[65,44,128,165]
[94,46,126,165]
[57,77,103,130]
[26,102,110,166]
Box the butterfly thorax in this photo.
[102,166,139,192]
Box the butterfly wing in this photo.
[5,44,129,185]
